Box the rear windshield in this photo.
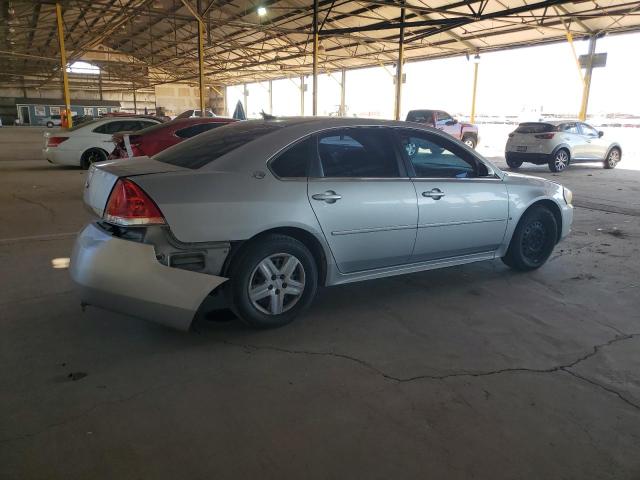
[515,122,556,134]
[406,110,434,122]
[154,121,283,169]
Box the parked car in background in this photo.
[108,117,237,159]
[175,109,216,119]
[505,121,621,172]
[71,118,573,332]
[41,115,62,128]
[43,116,162,169]
[406,109,479,149]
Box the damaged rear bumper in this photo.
[70,223,227,331]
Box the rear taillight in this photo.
[47,136,68,147]
[534,133,555,139]
[104,179,165,226]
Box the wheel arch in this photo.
[222,226,329,286]
[605,143,622,157]
[551,143,571,159]
[520,199,563,244]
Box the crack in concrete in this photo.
[11,193,56,218]
[3,334,637,446]
[222,333,640,411]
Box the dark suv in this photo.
[406,109,479,149]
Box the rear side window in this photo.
[154,121,283,169]
[515,122,556,134]
[270,137,313,178]
[406,110,434,123]
[175,122,225,139]
[318,128,399,178]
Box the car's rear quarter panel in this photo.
[134,171,326,246]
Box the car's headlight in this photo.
[563,187,573,205]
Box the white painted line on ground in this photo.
[0,231,78,245]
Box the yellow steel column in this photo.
[470,61,479,124]
[198,19,206,116]
[55,2,72,128]
[394,2,405,121]
[579,35,596,121]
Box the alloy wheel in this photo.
[464,138,475,148]
[554,150,569,171]
[608,149,619,168]
[248,253,306,315]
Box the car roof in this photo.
[169,117,235,126]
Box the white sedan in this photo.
[43,117,162,169]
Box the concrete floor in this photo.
[1,127,639,479]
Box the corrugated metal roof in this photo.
[1,0,639,89]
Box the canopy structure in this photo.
[1,0,639,90]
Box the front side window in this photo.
[580,123,599,137]
[318,128,400,178]
[396,130,478,178]
[559,123,579,134]
[435,111,453,126]
[270,137,313,178]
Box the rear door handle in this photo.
[312,190,342,204]
[422,188,445,200]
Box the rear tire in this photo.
[46,121,54,128]
[80,148,107,170]
[506,156,523,169]
[548,149,570,172]
[226,234,318,329]
[462,134,477,149]
[604,147,620,169]
[502,205,558,271]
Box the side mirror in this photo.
[477,163,493,177]
[446,119,457,126]
[598,130,604,138]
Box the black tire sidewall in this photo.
[604,148,620,169]
[548,149,569,172]
[227,234,318,328]
[462,135,477,149]
[81,149,106,169]
[504,206,558,271]
[506,157,522,169]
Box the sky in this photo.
[226,31,640,119]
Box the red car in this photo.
[108,117,236,159]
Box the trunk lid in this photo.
[83,156,185,217]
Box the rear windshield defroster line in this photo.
[153,122,283,169]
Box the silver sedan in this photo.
[71,118,574,330]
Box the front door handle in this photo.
[312,190,342,204]
[422,188,445,200]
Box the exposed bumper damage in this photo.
[70,223,227,331]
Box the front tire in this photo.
[604,148,620,169]
[226,234,318,328]
[80,148,107,169]
[502,206,558,271]
[548,149,570,172]
[462,134,477,149]
[46,122,54,128]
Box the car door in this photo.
[308,127,418,274]
[556,122,586,159]
[579,122,607,159]
[435,111,459,138]
[395,128,509,262]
